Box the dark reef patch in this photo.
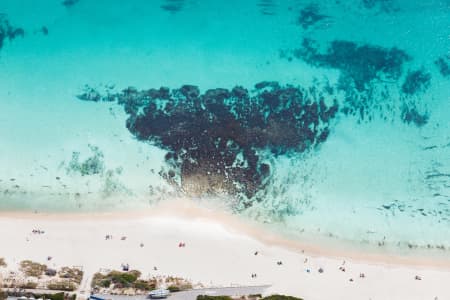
[435,55,450,77]
[292,38,411,91]
[0,15,24,50]
[40,26,49,36]
[281,38,430,125]
[401,105,429,127]
[161,0,185,13]
[297,4,329,29]
[77,82,338,205]
[361,0,397,13]
[401,69,431,95]
[66,145,105,176]
[61,0,80,7]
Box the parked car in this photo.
[148,289,170,299]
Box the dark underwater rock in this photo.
[401,68,431,95]
[361,0,397,12]
[0,15,24,50]
[161,0,185,13]
[78,82,338,203]
[66,145,105,176]
[282,38,427,125]
[293,38,411,91]
[77,85,104,102]
[435,55,450,77]
[40,26,49,36]
[401,105,429,127]
[297,4,329,30]
[61,0,80,7]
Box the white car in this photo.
[148,289,170,299]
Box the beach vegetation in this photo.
[20,260,47,277]
[58,267,84,284]
[91,271,191,293]
[164,276,192,292]
[42,294,64,300]
[0,289,6,300]
[92,272,105,288]
[166,282,192,292]
[47,280,77,291]
[92,270,155,290]
[196,296,233,300]
[167,285,181,292]
[109,270,139,286]
[99,279,111,288]
[18,282,38,289]
[31,292,75,300]
[0,258,6,267]
[262,295,304,300]
[133,280,154,290]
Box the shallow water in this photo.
[0,0,449,253]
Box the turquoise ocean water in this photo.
[0,0,449,255]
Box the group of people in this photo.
[121,263,130,271]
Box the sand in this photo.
[0,200,449,300]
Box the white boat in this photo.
[148,289,170,299]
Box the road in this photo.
[94,285,270,300]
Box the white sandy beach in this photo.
[0,200,449,300]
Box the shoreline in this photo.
[1,199,449,271]
[1,199,450,300]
